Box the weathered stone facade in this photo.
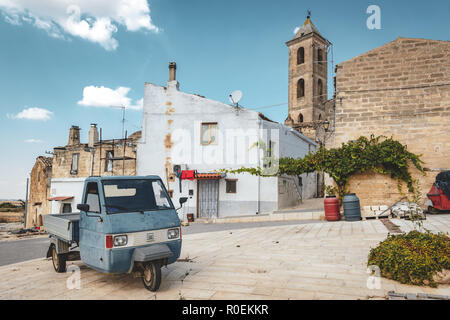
[26,156,52,227]
[27,126,141,220]
[52,126,141,179]
[333,37,450,207]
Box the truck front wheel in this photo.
[51,245,67,273]
[142,262,161,292]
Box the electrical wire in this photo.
[246,102,288,110]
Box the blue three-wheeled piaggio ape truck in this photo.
[43,176,187,291]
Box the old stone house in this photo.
[52,125,141,178]
[26,156,52,227]
[284,14,450,208]
[138,63,318,220]
[48,124,141,214]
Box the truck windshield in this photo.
[102,179,174,214]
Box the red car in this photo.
[427,171,450,213]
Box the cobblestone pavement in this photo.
[0,220,324,266]
[0,215,449,300]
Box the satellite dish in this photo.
[229,90,243,105]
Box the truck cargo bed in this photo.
[43,213,80,242]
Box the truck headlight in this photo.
[167,228,180,239]
[114,235,128,247]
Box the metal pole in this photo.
[122,106,125,140]
[112,139,114,176]
[99,128,102,176]
[123,131,127,175]
[24,177,29,228]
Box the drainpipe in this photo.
[256,118,262,214]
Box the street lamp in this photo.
[323,120,330,132]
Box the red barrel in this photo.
[324,196,340,221]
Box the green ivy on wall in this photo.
[219,135,425,202]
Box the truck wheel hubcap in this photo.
[144,266,152,283]
[52,249,58,268]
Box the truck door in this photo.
[79,181,106,271]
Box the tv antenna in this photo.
[120,105,126,139]
[229,90,243,108]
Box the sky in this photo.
[0,0,449,199]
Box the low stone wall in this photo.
[204,210,325,224]
[346,169,436,209]
[0,211,24,223]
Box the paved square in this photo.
[0,215,449,300]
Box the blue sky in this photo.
[0,0,449,199]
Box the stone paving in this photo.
[0,215,449,300]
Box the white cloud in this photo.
[8,107,53,121]
[2,11,19,25]
[294,26,300,34]
[78,85,142,110]
[0,0,158,50]
[133,98,144,110]
[24,139,44,143]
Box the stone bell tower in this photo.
[285,13,331,140]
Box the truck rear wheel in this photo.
[51,245,67,273]
[142,262,161,292]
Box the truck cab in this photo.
[45,175,184,291]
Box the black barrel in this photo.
[343,193,361,221]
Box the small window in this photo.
[62,203,72,213]
[152,181,171,208]
[85,182,100,213]
[264,141,275,168]
[299,113,304,123]
[318,48,323,65]
[226,180,237,194]
[297,79,305,98]
[105,151,114,172]
[318,79,323,102]
[297,47,305,65]
[70,153,79,175]
[201,123,218,145]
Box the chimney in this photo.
[88,123,99,148]
[169,62,176,81]
[68,125,80,146]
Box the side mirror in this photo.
[77,204,90,212]
[179,197,188,206]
